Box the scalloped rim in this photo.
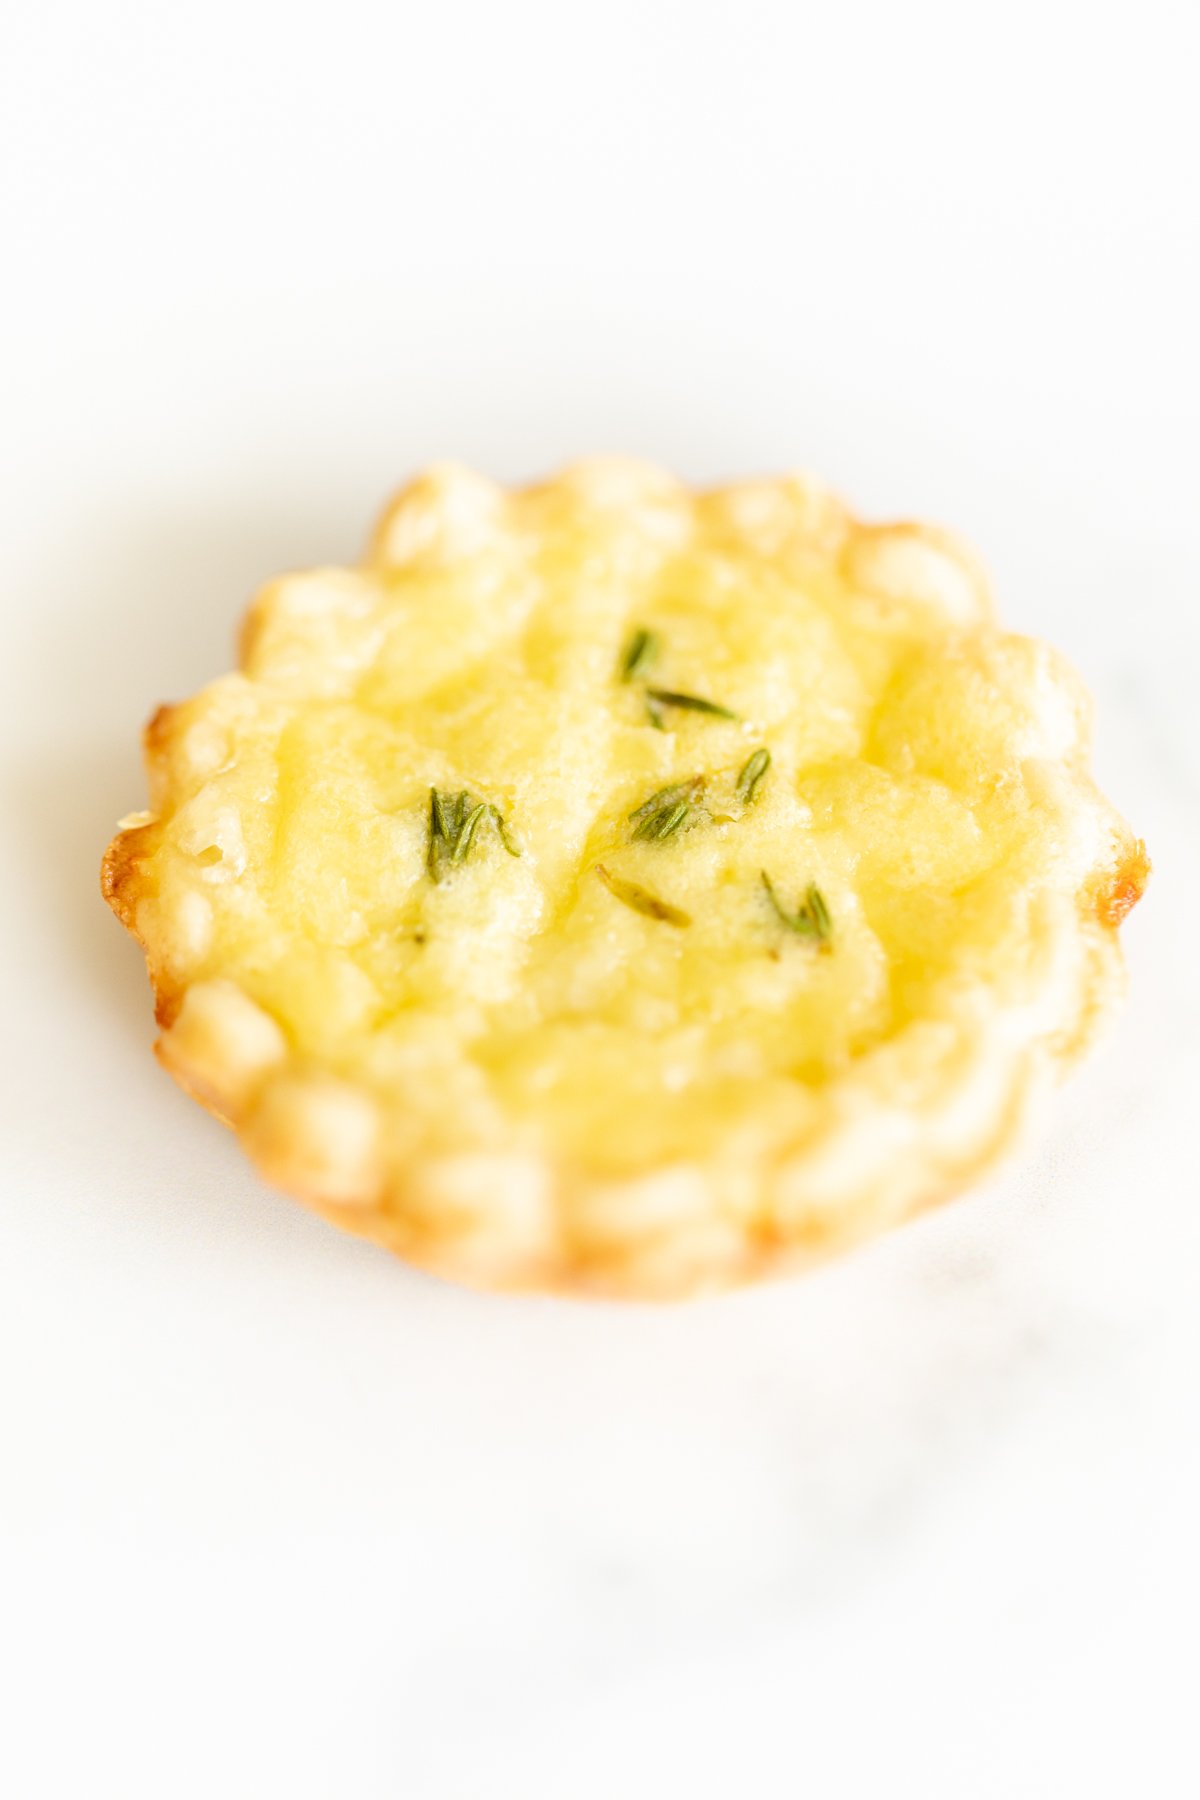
[101,460,1148,1299]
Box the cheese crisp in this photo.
[102,460,1148,1297]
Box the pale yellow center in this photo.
[131,468,1101,1175]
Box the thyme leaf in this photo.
[487,805,521,857]
[427,787,449,880]
[649,801,690,840]
[452,801,488,863]
[618,626,737,728]
[427,787,521,881]
[645,687,740,723]
[760,870,833,948]
[805,883,832,941]
[628,777,706,842]
[595,864,691,927]
[736,748,771,805]
[620,627,660,682]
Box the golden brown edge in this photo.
[99,462,1150,1299]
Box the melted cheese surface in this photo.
[116,462,1131,1181]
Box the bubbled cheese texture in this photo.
[105,461,1144,1284]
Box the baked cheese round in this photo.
[102,460,1148,1297]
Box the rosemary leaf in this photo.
[427,787,521,879]
[736,747,771,804]
[595,864,691,927]
[620,626,660,682]
[452,802,488,863]
[488,805,521,857]
[645,687,740,723]
[427,787,448,881]
[649,801,690,841]
[629,781,689,825]
[805,883,832,941]
[628,778,705,842]
[645,692,667,730]
[760,870,833,947]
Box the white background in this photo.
[2,3,1198,1795]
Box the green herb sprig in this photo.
[427,788,520,882]
[760,870,833,948]
[645,687,740,725]
[595,864,691,927]
[617,625,738,729]
[628,777,706,842]
[619,627,660,683]
[736,748,771,805]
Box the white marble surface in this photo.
[2,4,1197,1795]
